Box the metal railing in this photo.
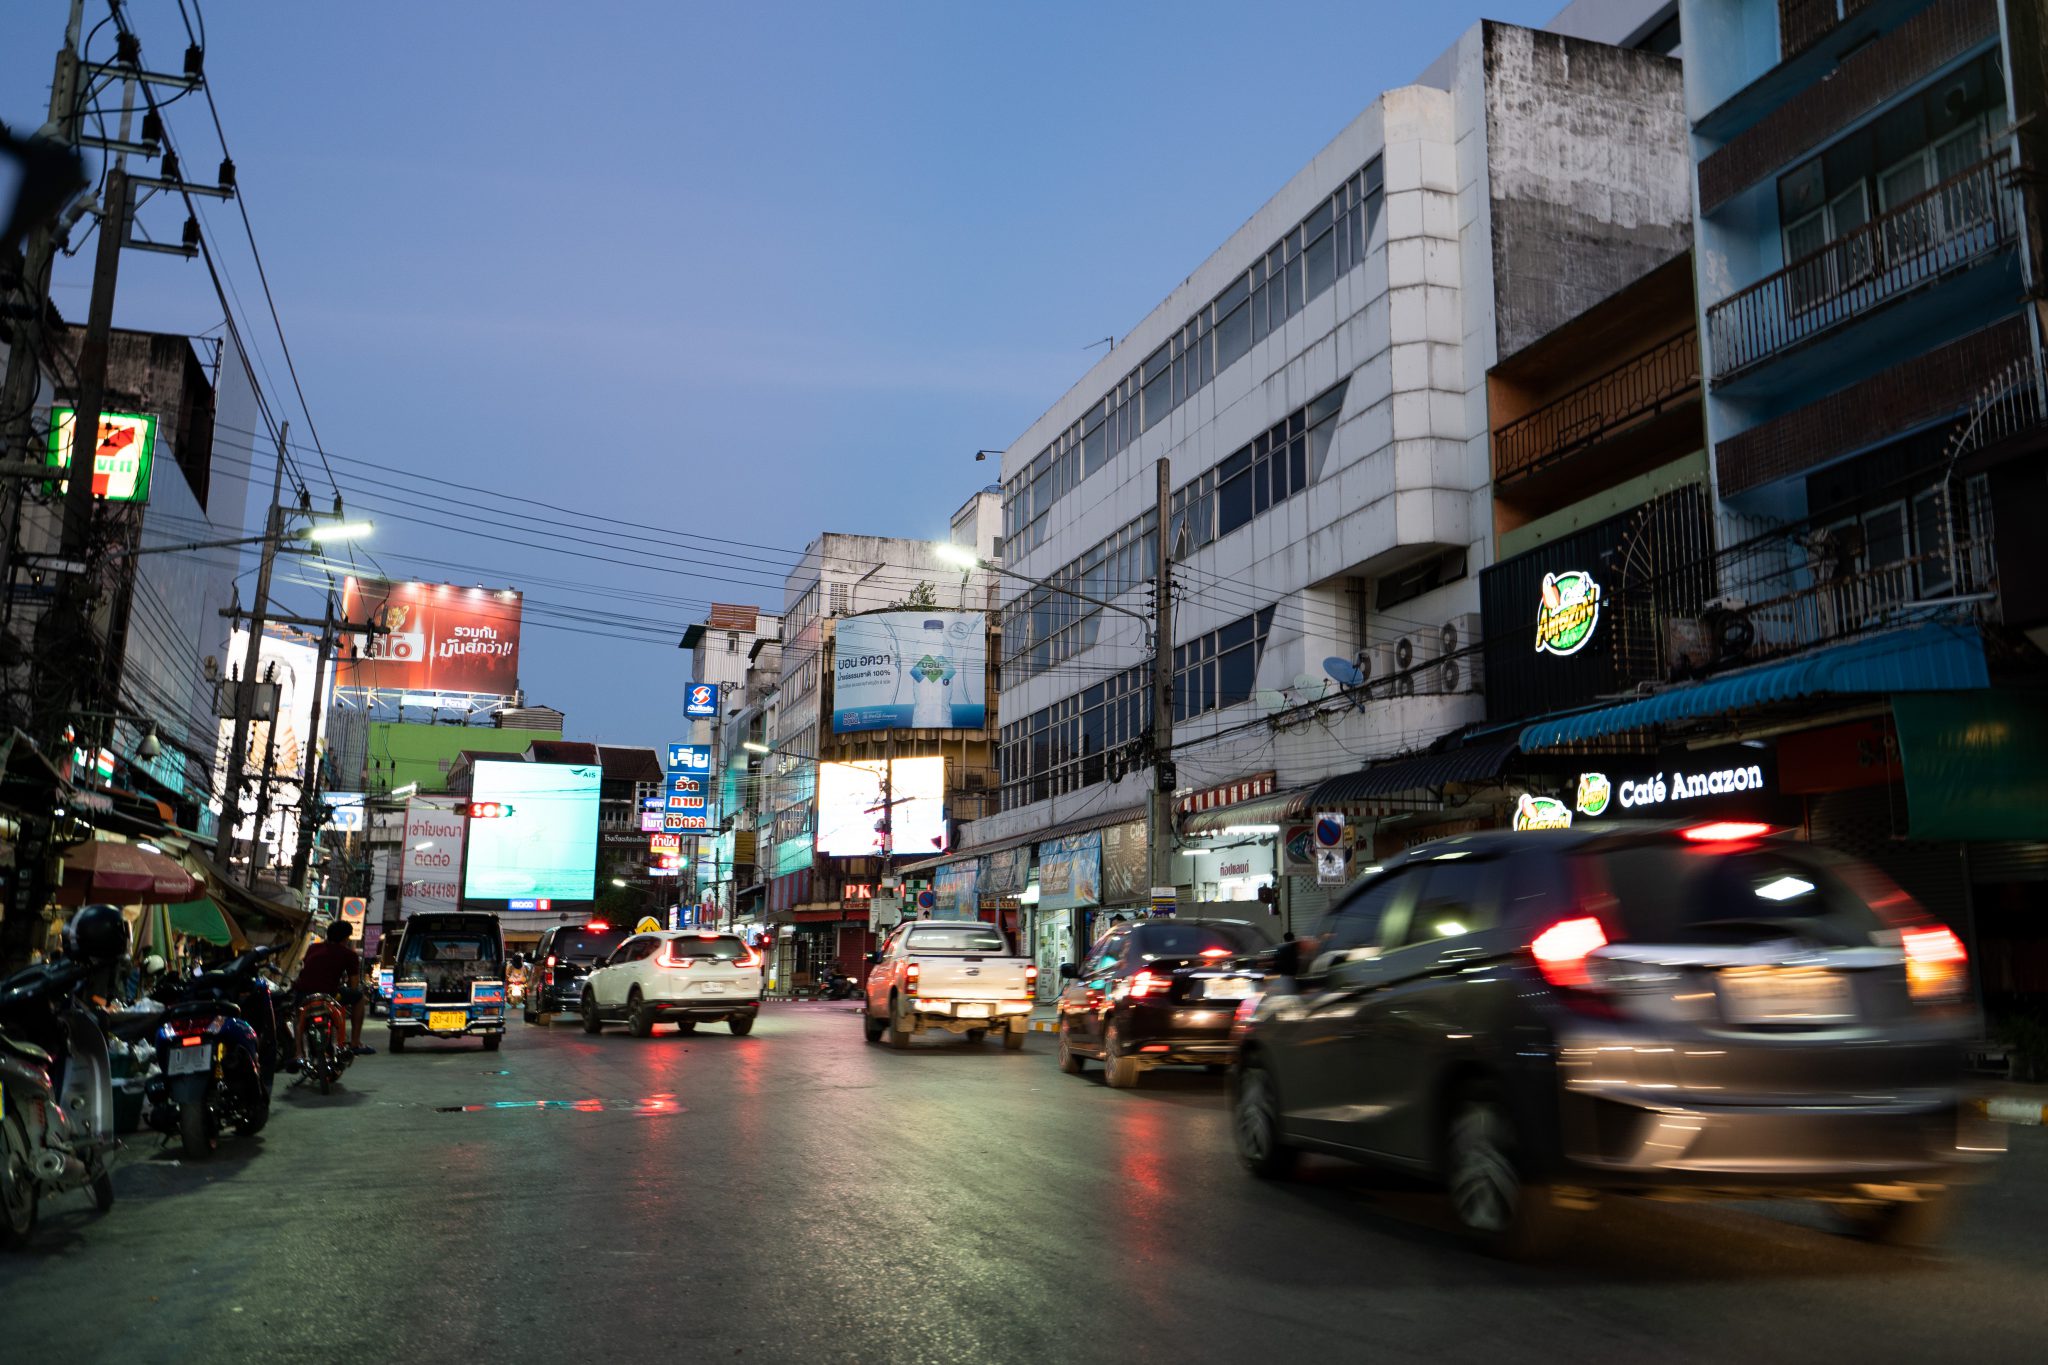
[1779,0,1875,61]
[1493,328,1700,484]
[1707,152,2019,382]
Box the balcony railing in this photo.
[1493,328,1700,484]
[1779,0,1875,60]
[1707,152,2019,382]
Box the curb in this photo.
[1976,1096,2047,1127]
[1029,1018,1058,1033]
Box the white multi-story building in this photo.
[963,4,1689,922]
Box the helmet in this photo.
[64,903,129,963]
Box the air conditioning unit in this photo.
[1356,643,1393,691]
[1437,613,1483,693]
[964,771,989,791]
[1388,629,1440,694]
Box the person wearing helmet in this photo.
[294,919,373,1055]
[64,902,130,962]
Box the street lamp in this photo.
[933,541,1149,621]
[303,520,374,543]
[611,877,628,889]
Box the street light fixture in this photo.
[611,877,628,888]
[302,520,374,543]
[932,540,1149,621]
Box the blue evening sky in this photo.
[3,1,1563,744]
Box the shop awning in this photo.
[185,851,311,937]
[166,897,246,948]
[1518,622,1988,751]
[1180,784,1318,835]
[58,839,202,905]
[1309,742,1521,804]
[1893,691,2048,840]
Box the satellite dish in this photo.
[1294,674,1331,702]
[1253,689,1287,715]
[1322,656,1365,688]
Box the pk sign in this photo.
[684,683,718,720]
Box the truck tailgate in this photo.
[913,956,1033,1000]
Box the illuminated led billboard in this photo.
[814,757,947,858]
[461,760,600,900]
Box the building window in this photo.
[1002,159,1382,553]
[1172,607,1276,723]
[1168,381,1347,557]
[998,664,1151,810]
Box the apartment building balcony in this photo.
[1492,328,1702,502]
[1691,0,1937,143]
[1706,152,2021,390]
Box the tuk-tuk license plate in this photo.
[428,1010,468,1031]
[168,1044,211,1075]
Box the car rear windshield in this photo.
[550,932,627,961]
[1586,844,1888,948]
[665,935,748,960]
[1130,923,1259,960]
[400,934,499,966]
[905,925,1008,954]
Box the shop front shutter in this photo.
[1807,784,1968,926]
[1966,842,2048,884]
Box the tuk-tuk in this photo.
[386,912,508,1052]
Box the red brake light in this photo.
[659,942,697,968]
[1680,821,1772,843]
[1531,916,1608,990]
[1129,970,1169,997]
[586,921,610,932]
[1199,947,1231,958]
[734,945,762,970]
[697,932,719,939]
[1021,963,1038,998]
[905,962,919,996]
[1902,924,1968,1002]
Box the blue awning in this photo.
[1519,622,1988,751]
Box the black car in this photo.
[525,921,629,1022]
[1056,918,1269,1087]
[1231,822,1998,1255]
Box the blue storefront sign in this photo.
[665,744,715,832]
[684,682,718,719]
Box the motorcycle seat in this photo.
[0,1031,52,1065]
[165,999,242,1020]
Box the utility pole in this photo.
[220,426,287,883]
[0,0,87,604]
[249,662,281,876]
[1147,457,1175,910]
[288,594,338,889]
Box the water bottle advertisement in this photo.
[831,611,988,733]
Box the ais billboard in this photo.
[832,611,987,733]
[337,577,522,697]
[461,760,600,901]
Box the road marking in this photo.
[434,1095,685,1115]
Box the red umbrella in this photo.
[59,841,200,905]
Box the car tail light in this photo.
[543,955,556,988]
[1902,924,1968,1003]
[734,944,763,971]
[1129,970,1169,998]
[1021,964,1038,997]
[1530,916,1608,991]
[1199,947,1232,958]
[905,962,919,997]
[1680,821,1772,843]
[659,942,697,968]
[586,921,610,932]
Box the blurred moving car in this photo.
[1056,918,1267,1086]
[386,912,509,1052]
[525,921,628,1022]
[1232,822,2000,1255]
[863,920,1036,1049]
[580,931,763,1037]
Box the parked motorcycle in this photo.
[144,944,281,1160]
[0,905,136,1247]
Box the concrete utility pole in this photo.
[1146,457,1175,907]
[287,594,338,889]
[221,427,287,881]
[0,0,86,598]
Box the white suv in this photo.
[580,931,763,1037]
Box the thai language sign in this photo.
[1037,831,1101,911]
[832,611,987,733]
[337,577,523,697]
[400,796,467,918]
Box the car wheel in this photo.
[1232,1054,1298,1180]
[388,1028,407,1052]
[581,996,603,1035]
[729,1014,755,1037]
[627,990,655,1038]
[1101,1021,1140,1089]
[1445,1081,1561,1258]
[863,1011,886,1044]
[888,994,915,1049]
[1836,1188,1955,1248]
[1057,1021,1086,1074]
[1001,1028,1024,1051]
[482,1033,502,1052]
[675,1020,697,1035]
[0,1107,39,1246]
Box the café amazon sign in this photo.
[1534,571,1601,657]
[1574,759,1771,817]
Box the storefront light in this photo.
[1218,824,1279,836]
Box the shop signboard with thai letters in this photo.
[1037,831,1101,910]
[1099,821,1148,904]
[983,845,1027,897]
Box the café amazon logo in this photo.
[1513,793,1573,831]
[1534,570,1602,657]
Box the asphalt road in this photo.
[5,1001,2047,1364]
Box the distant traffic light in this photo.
[466,801,515,819]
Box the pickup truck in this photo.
[863,919,1037,1049]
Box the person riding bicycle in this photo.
[293,920,373,1057]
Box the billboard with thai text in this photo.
[337,577,522,697]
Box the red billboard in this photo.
[337,578,523,696]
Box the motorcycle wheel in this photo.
[179,1104,212,1161]
[233,1059,270,1136]
[0,1107,37,1246]
[89,1158,114,1213]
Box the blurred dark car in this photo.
[1231,822,2000,1255]
[525,921,629,1022]
[1056,918,1268,1087]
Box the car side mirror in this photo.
[867,951,882,966]
[1058,962,1078,980]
